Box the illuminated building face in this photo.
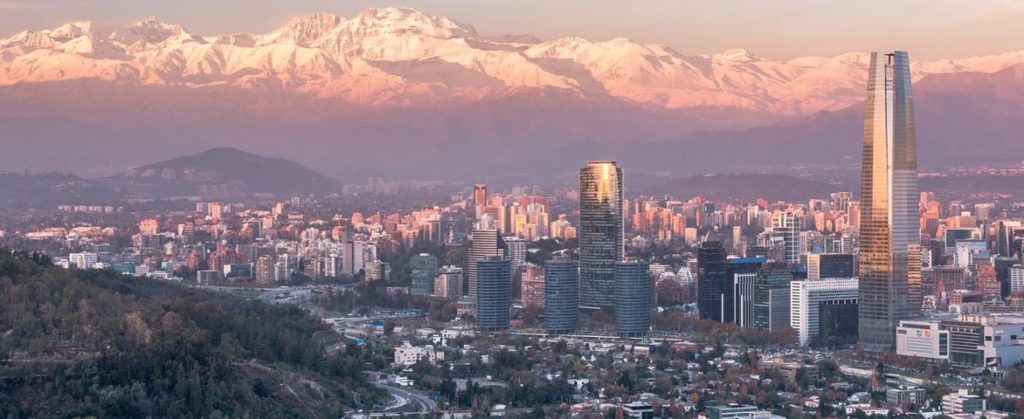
[858,52,922,350]
[579,161,623,309]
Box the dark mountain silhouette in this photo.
[107,147,342,198]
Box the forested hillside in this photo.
[0,250,386,418]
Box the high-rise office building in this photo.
[697,241,728,322]
[729,257,766,328]
[770,212,802,264]
[467,229,505,297]
[753,265,793,331]
[544,259,579,334]
[615,261,651,338]
[858,51,922,350]
[579,160,624,309]
[410,253,438,296]
[476,256,511,331]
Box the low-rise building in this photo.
[942,389,986,414]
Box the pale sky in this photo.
[2,0,1022,60]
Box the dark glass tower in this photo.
[410,253,438,296]
[614,261,650,338]
[544,259,579,334]
[697,241,728,322]
[858,51,922,350]
[476,256,511,331]
[579,160,623,309]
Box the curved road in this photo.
[373,382,437,414]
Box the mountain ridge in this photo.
[4,7,1024,115]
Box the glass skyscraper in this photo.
[697,241,728,322]
[579,160,623,309]
[614,260,650,338]
[544,259,579,334]
[858,51,922,350]
[476,256,511,331]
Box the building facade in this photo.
[544,259,579,334]
[615,261,651,338]
[410,253,438,296]
[579,160,623,309]
[790,278,859,346]
[476,257,511,331]
[858,51,922,350]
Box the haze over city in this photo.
[2,2,1024,418]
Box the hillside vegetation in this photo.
[0,250,385,418]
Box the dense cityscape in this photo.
[4,2,1024,418]
[2,49,1024,418]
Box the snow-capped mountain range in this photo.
[4,7,1024,115]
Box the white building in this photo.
[790,278,859,346]
[393,342,434,366]
[896,319,949,361]
[1010,265,1024,294]
[942,389,986,414]
[68,252,98,269]
[962,313,1024,367]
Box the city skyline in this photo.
[7,3,1024,417]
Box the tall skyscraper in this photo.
[753,265,793,332]
[579,160,624,309]
[476,256,512,331]
[467,229,505,297]
[858,51,922,350]
[544,259,579,334]
[614,260,651,338]
[697,241,728,322]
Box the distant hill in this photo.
[0,172,123,207]
[642,173,840,202]
[109,147,342,198]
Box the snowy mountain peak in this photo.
[2,8,1024,115]
[348,7,477,39]
[713,48,759,63]
[266,12,344,46]
[110,17,193,47]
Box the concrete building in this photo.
[434,266,463,300]
[942,389,986,414]
[790,278,859,346]
[896,319,950,361]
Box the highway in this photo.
[373,382,437,414]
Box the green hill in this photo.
[0,250,385,418]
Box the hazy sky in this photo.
[2,0,1022,60]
